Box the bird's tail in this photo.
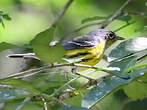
[7,53,39,59]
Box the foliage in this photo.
[0,11,11,28]
[0,42,18,52]
[0,0,147,110]
[0,36,146,109]
[31,27,65,63]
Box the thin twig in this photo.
[101,0,131,28]
[51,0,74,27]
[16,97,31,110]
[48,74,110,107]
[42,69,110,102]
[0,63,127,81]
[65,0,132,34]
[48,76,79,99]
[74,72,93,80]
[0,66,47,81]
[70,22,103,34]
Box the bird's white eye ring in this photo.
[108,32,115,39]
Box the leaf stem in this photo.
[70,22,103,34]
[51,0,74,27]
[48,76,79,99]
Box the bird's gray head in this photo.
[88,29,124,42]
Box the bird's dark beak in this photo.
[116,36,125,40]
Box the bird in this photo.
[8,29,124,66]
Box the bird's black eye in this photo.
[108,32,115,39]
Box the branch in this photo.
[51,0,74,27]
[16,97,31,110]
[70,22,103,34]
[0,63,130,82]
[47,74,111,108]
[47,76,80,99]
[66,0,132,34]
[101,0,131,28]
[0,63,114,81]
[0,66,47,81]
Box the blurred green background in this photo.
[0,0,146,45]
[0,0,146,110]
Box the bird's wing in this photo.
[62,35,100,50]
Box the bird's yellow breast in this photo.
[65,40,105,66]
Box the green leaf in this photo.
[2,14,11,21]
[108,37,147,62]
[145,2,147,6]
[93,90,128,110]
[117,15,132,23]
[0,89,29,103]
[31,73,69,94]
[31,27,55,45]
[0,42,18,52]
[64,94,83,107]
[123,80,147,100]
[0,79,41,95]
[1,21,5,28]
[108,56,137,75]
[59,106,89,110]
[122,99,147,110]
[123,73,147,100]
[81,16,107,24]
[144,26,147,30]
[4,98,43,110]
[32,43,65,63]
[0,16,2,23]
[0,12,11,28]
[82,68,147,108]
[31,28,65,63]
